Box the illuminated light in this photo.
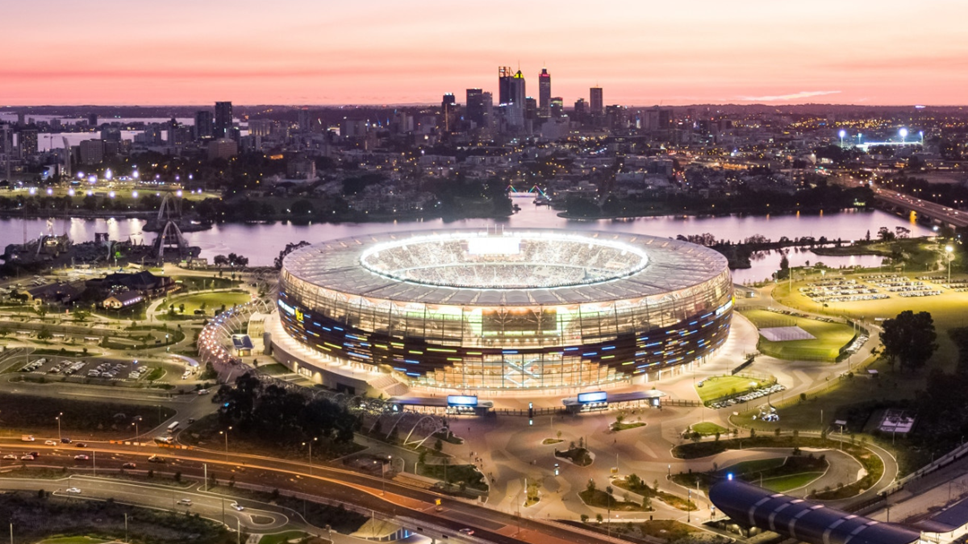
[67,189,75,196]
[28,187,36,195]
[108,191,115,198]
[104,169,112,180]
[46,187,53,195]
[131,191,138,198]
[88,175,97,184]
[176,190,183,197]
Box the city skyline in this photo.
[3,0,968,106]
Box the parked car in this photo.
[65,487,82,494]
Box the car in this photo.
[19,455,34,461]
[44,440,58,446]
[75,443,88,448]
[65,487,81,494]
[74,454,90,461]
[187,418,195,424]
[21,435,35,442]
[458,528,474,536]
[230,502,244,511]
[121,462,137,469]
[177,498,192,506]
[197,389,210,395]
[28,452,40,458]
[148,455,165,463]
[2,454,16,460]
[61,438,72,444]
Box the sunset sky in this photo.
[2,0,967,106]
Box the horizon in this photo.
[3,0,968,107]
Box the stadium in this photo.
[268,229,733,395]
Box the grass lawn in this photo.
[165,291,251,315]
[741,308,857,361]
[611,422,646,432]
[38,537,109,544]
[579,489,651,511]
[542,438,564,445]
[256,363,292,376]
[690,422,728,436]
[696,375,773,404]
[724,458,785,474]
[635,520,699,541]
[761,471,825,492]
[258,531,311,544]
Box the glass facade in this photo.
[278,267,733,391]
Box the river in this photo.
[0,197,933,284]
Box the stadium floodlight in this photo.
[838,129,846,148]
[899,128,909,143]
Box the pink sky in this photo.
[2,0,967,106]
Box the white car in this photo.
[197,389,210,395]
[65,487,82,494]
[44,440,58,446]
[231,502,244,511]
[459,528,475,536]
[74,454,90,461]
[177,498,192,506]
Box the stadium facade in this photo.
[273,229,733,394]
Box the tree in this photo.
[877,226,896,242]
[777,254,790,280]
[586,478,597,494]
[880,310,938,373]
[213,254,229,267]
[36,327,52,341]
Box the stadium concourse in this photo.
[264,228,735,400]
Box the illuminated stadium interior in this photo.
[276,229,733,393]
[360,231,649,289]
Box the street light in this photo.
[220,427,232,461]
[946,245,954,284]
[899,128,909,144]
[838,129,846,148]
[302,437,317,475]
[56,413,63,442]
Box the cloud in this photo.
[738,90,841,102]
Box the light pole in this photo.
[131,422,139,446]
[302,437,317,475]
[56,413,62,442]
[838,129,846,149]
[220,426,232,461]
[899,127,908,145]
[946,245,954,284]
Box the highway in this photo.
[0,441,613,544]
[874,187,968,228]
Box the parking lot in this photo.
[14,356,183,383]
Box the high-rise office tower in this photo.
[573,98,587,123]
[19,129,38,156]
[498,66,513,105]
[195,111,214,140]
[87,114,98,127]
[466,88,486,127]
[525,97,537,121]
[214,101,233,139]
[501,69,526,128]
[538,68,551,118]
[550,97,564,118]
[441,93,457,132]
[590,86,604,116]
[297,108,312,132]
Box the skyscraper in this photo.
[87,114,98,127]
[498,66,513,105]
[214,101,233,139]
[195,111,214,140]
[501,69,526,128]
[550,97,564,118]
[441,93,457,132]
[466,88,486,127]
[573,98,587,124]
[590,86,604,116]
[538,68,551,118]
[19,129,38,156]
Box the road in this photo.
[0,441,613,544]
[874,187,968,228]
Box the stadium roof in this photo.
[709,479,920,544]
[282,229,730,306]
